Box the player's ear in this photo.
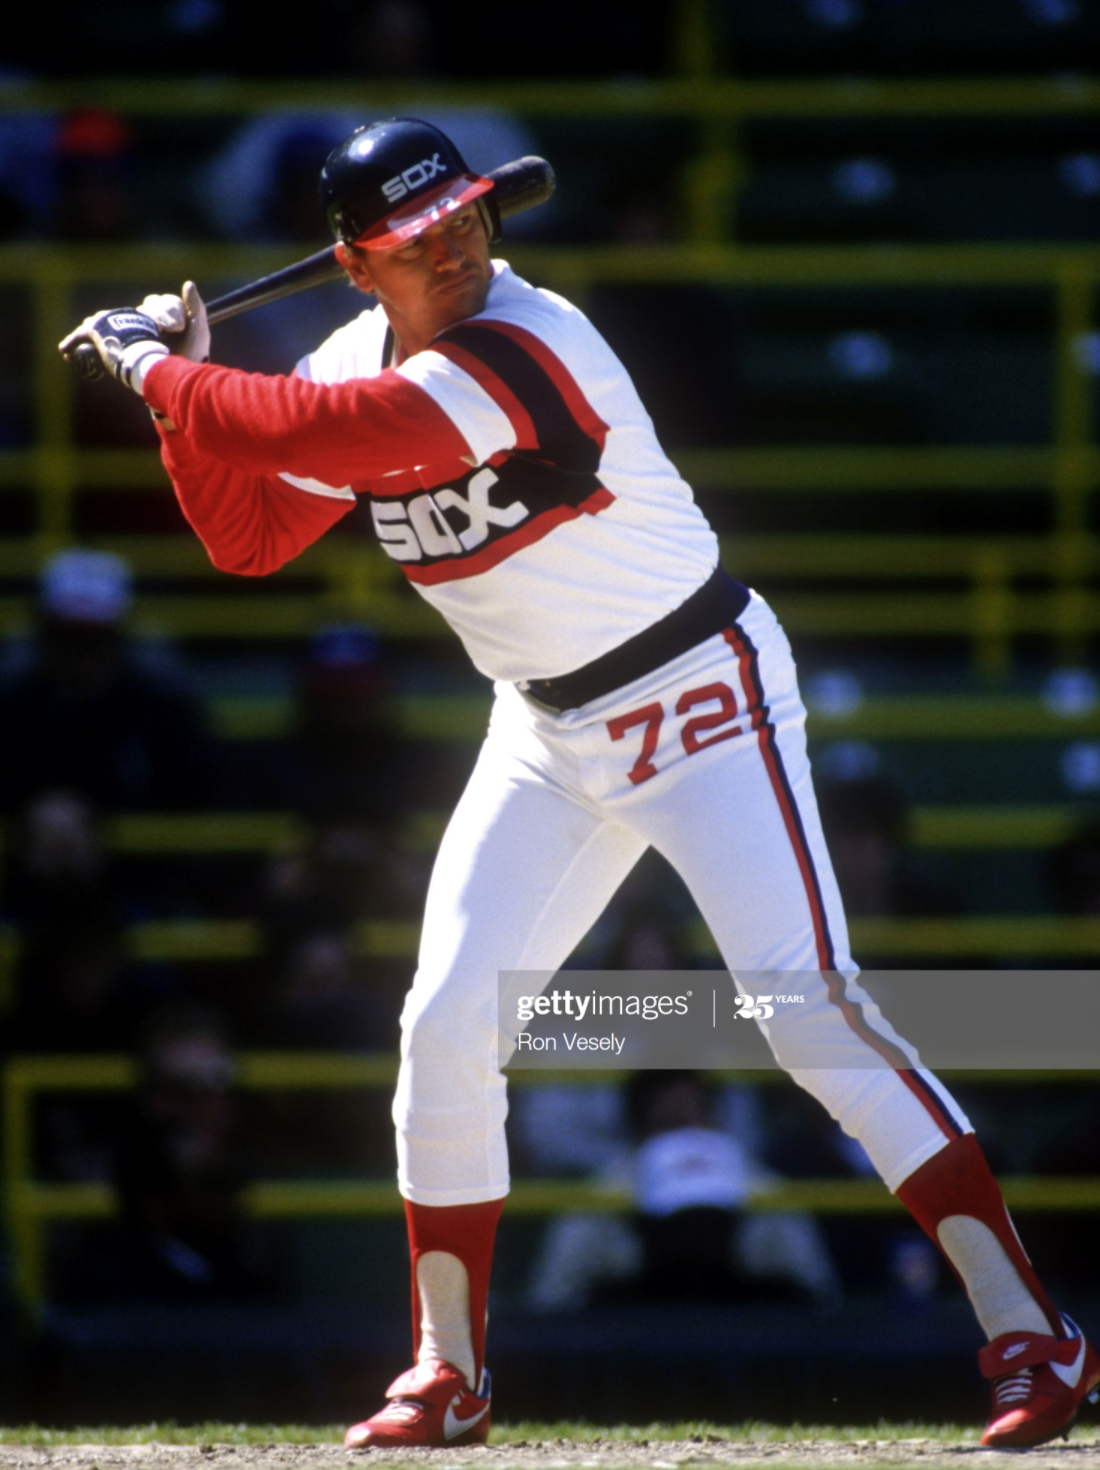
[336,242,374,293]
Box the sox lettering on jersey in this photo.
[436,469,528,550]
[366,453,610,585]
[372,468,529,562]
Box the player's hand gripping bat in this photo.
[64,155,555,382]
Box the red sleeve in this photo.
[157,426,355,577]
[143,355,471,482]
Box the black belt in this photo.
[519,567,751,714]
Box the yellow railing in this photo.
[5,1052,1098,1318]
[4,907,1100,991]
[0,802,1095,859]
[207,688,1100,743]
[4,75,1099,119]
[5,908,1100,974]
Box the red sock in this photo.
[405,1198,504,1384]
[896,1133,1063,1337]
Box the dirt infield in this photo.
[2,1440,1100,1470]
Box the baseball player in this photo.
[60,118,1097,1450]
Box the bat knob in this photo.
[72,344,104,381]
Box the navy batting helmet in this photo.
[319,117,500,251]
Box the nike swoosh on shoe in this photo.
[443,1396,490,1441]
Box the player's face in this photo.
[339,204,493,357]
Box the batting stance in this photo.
[61,118,1097,1450]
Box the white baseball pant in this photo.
[394,590,971,1205]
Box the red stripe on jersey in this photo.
[430,340,538,451]
[402,485,614,585]
[471,321,610,453]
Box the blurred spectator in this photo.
[100,1003,274,1300]
[253,824,408,1050]
[4,790,131,1053]
[198,118,352,245]
[263,624,424,898]
[0,104,138,243]
[263,825,387,935]
[816,772,958,918]
[52,108,135,242]
[261,918,394,1051]
[350,1,436,77]
[245,624,421,1047]
[266,931,382,1049]
[818,774,911,916]
[269,126,344,243]
[817,771,969,972]
[0,108,54,238]
[288,624,404,828]
[509,1081,627,1179]
[0,549,230,812]
[2,788,184,1056]
[526,1070,839,1312]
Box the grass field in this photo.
[0,1424,988,1447]
[2,1421,1099,1468]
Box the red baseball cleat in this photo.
[344,1359,491,1448]
[980,1315,1100,1449]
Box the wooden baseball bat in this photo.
[69,155,555,380]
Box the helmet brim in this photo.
[352,173,494,251]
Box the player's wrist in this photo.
[119,339,171,394]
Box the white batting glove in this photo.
[137,292,187,333]
[58,307,170,394]
[138,281,211,363]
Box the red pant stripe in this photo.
[724,623,963,1144]
[723,625,835,969]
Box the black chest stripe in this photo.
[440,323,600,474]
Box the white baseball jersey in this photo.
[291,261,720,682]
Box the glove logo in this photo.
[107,313,154,333]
